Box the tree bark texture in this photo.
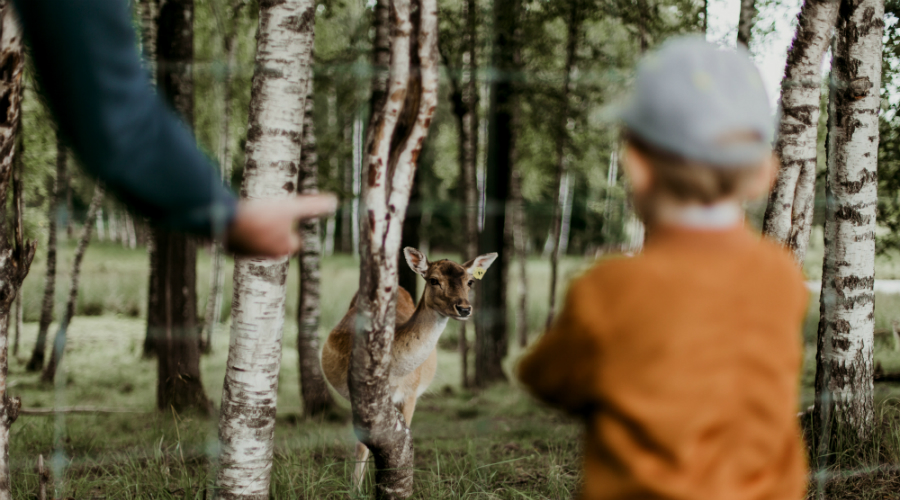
[214,0,315,496]
[814,0,883,444]
[547,0,579,330]
[0,7,36,496]
[297,80,335,417]
[146,0,211,413]
[736,0,758,47]
[761,0,841,266]
[349,0,439,496]
[202,0,246,354]
[27,135,66,372]
[476,0,519,386]
[151,229,211,413]
[139,0,158,79]
[41,187,104,385]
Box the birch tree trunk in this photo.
[95,209,105,241]
[0,8,37,495]
[27,135,66,372]
[349,0,439,495]
[214,0,315,495]
[476,0,520,386]
[813,0,883,447]
[511,169,528,348]
[736,0,757,48]
[202,0,246,354]
[41,187,104,384]
[761,0,841,266]
[297,79,335,417]
[547,1,579,329]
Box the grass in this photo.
[6,239,900,498]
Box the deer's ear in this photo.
[463,253,498,275]
[404,247,429,277]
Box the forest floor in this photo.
[4,240,899,499]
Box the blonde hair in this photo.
[623,131,764,205]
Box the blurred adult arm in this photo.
[12,0,335,257]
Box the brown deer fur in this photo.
[321,247,497,487]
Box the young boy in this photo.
[517,38,809,499]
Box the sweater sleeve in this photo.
[13,0,237,236]
[517,277,603,414]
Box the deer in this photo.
[321,247,497,488]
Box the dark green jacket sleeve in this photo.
[13,0,236,236]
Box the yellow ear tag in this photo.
[473,267,486,280]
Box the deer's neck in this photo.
[390,299,449,380]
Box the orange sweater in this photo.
[518,224,809,500]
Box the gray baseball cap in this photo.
[619,36,774,167]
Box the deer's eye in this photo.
[467,280,474,287]
[429,278,440,286]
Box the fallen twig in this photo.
[19,407,147,416]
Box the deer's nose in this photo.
[455,305,472,317]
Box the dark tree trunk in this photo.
[736,0,757,48]
[41,187,104,384]
[297,79,335,417]
[27,133,66,372]
[475,0,519,387]
[150,0,210,414]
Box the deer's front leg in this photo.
[352,441,370,491]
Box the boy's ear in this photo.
[463,253,498,276]
[746,153,779,199]
[623,144,653,195]
[404,247,429,278]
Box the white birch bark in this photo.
[95,208,105,241]
[352,112,362,258]
[0,5,34,498]
[41,186,104,384]
[814,0,883,441]
[214,0,315,496]
[761,0,840,265]
[124,212,137,249]
[349,0,439,495]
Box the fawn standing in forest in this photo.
[321,247,497,488]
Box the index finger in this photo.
[291,193,339,220]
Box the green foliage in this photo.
[877,0,900,255]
